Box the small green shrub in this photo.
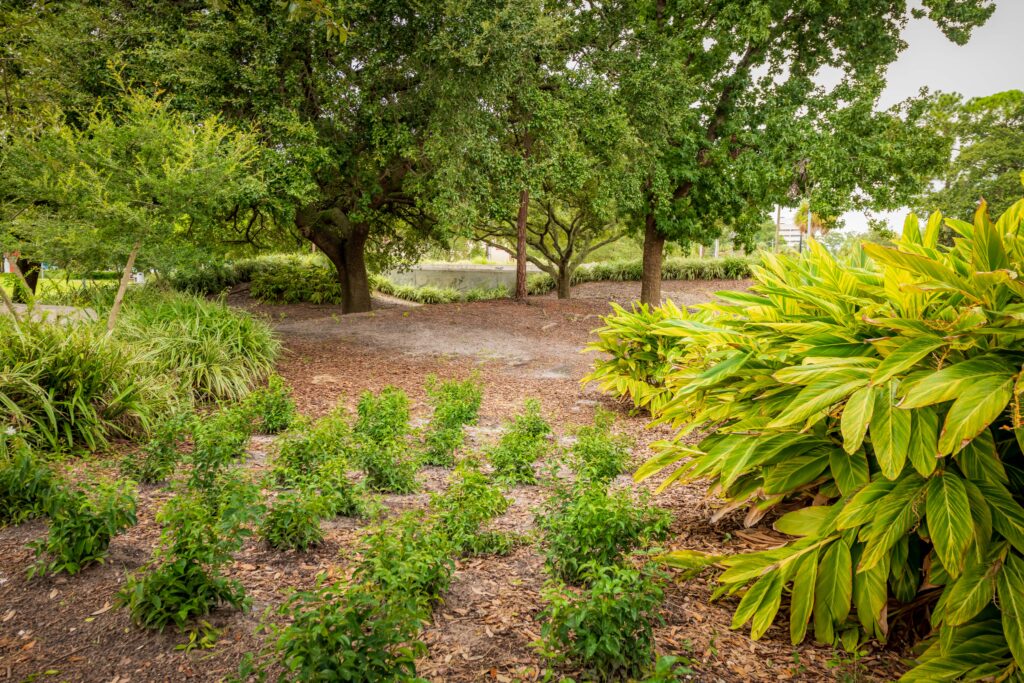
[0,439,59,526]
[422,375,483,467]
[361,440,419,493]
[270,406,351,487]
[29,480,137,577]
[488,398,551,484]
[353,386,410,454]
[571,409,632,483]
[243,374,296,434]
[120,412,191,484]
[119,474,262,630]
[432,459,516,555]
[353,511,455,610]
[189,405,254,493]
[244,580,426,682]
[249,255,343,304]
[537,481,671,585]
[310,457,373,518]
[536,563,666,682]
[260,493,324,550]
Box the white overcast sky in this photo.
[805,0,1023,233]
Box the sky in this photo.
[797,0,1024,234]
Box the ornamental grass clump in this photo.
[587,198,1024,680]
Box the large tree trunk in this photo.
[515,188,529,301]
[296,208,373,314]
[556,266,572,300]
[315,225,373,314]
[640,213,665,306]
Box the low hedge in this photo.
[527,256,754,294]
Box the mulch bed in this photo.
[1,281,908,682]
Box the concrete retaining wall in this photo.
[387,264,541,292]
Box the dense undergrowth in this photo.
[585,198,1024,681]
[1,288,278,452]
[164,252,754,305]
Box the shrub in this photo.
[353,386,410,453]
[189,405,254,493]
[0,440,59,526]
[536,563,666,682]
[250,254,343,304]
[0,318,172,451]
[353,511,455,611]
[431,459,516,555]
[488,398,551,484]
[581,300,691,415]
[570,408,632,483]
[422,375,483,467]
[244,580,426,682]
[119,474,262,630]
[270,407,351,487]
[592,199,1024,679]
[120,412,191,484]
[260,493,324,550]
[242,374,296,434]
[537,481,670,585]
[117,291,278,403]
[309,457,374,518]
[29,480,137,577]
[526,256,755,295]
[361,440,419,493]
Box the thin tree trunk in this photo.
[107,241,140,333]
[515,188,529,302]
[640,213,665,306]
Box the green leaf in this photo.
[900,356,1016,409]
[937,373,1014,455]
[907,408,940,477]
[943,548,1001,627]
[829,449,870,497]
[975,480,1024,554]
[853,550,888,640]
[926,472,974,578]
[731,571,783,640]
[870,381,912,479]
[813,540,852,645]
[872,336,943,386]
[774,506,833,537]
[790,547,819,645]
[840,386,875,455]
[859,474,928,572]
[768,372,871,429]
[997,552,1024,667]
[836,479,896,530]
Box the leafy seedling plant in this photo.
[242,373,296,434]
[536,562,667,683]
[431,458,519,555]
[0,439,59,526]
[29,479,137,577]
[570,408,632,483]
[119,472,263,631]
[488,398,552,485]
[537,479,671,585]
[421,375,483,467]
[260,492,325,550]
[120,411,192,484]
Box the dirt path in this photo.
[0,280,906,682]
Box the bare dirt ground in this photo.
[0,279,907,682]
